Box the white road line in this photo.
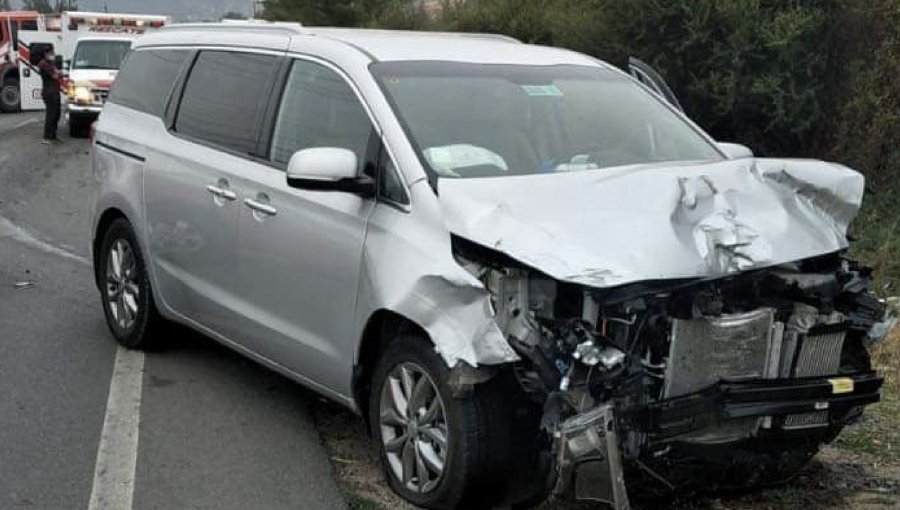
[11,117,38,130]
[0,216,90,266]
[0,116,39,136]
[87,346,145,510]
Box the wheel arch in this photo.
[352,308,430,429]
[92,207,129,289]
[1,65,19,84]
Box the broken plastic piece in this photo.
[868,315,897,343]
[552,404,630,510]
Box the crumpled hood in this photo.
[438,158,865,288]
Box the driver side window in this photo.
[270,59,373,173]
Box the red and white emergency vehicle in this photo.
[0,11,49,113]
[1,11,169,133]
[62,12,170,135]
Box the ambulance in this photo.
[62,12,170,136]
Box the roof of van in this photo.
[135,23,600,67]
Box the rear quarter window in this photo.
[108,49,190,118]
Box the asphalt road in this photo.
[0,112,347,510]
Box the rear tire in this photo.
[97,218,165,349]
[1,79,20,113]
[369,335,514,510]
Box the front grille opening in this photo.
[783,411,829,429]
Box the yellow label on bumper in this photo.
[828,377,854,394]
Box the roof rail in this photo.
[162,21,303,34]
[453,32,522,44]
[306,28,522,45]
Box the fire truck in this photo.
[0,11,49,113]
[1,11,169,134]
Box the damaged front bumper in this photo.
[551,371,883,510]
[633,371,882,438]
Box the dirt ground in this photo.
[313,325,900,510]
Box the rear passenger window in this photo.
[108,50,189,117]
[270,59,372,170]
[175,51,280,155]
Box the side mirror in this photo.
[717,142,754,160]
[286,147,375,197]
[54,55,63,70]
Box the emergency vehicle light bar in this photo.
[67,14,167,30]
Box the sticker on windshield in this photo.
[521,85,563,97]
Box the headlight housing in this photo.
[74,86,92,103]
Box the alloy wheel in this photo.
[105,239,140,331]
[379,361,449,494]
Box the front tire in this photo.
[97,219,164,349]
[370,335,513,510]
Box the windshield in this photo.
[72,40,131,70]
[373,62,722,178]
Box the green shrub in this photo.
[827,0,900,190]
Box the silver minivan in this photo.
[91,23,890,510]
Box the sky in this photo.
[10,0,259,21]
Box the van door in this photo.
[628,56,684,112]
[233,57,375,392]
[145,49,282,337]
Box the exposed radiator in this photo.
[793,327,846,377]
[664,308,775,398]
[660,308,847,434]
[663,309,776,442]
[783,326,846,429]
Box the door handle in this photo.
[244,198,277,216]
[206,184,236,201]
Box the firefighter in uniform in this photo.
[37,47,61,143]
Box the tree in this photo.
[222,10,247,20]
[54,0,78,12]
[20,0,76,12]
[262,0,395,27]
[22,0,53,13]
[0,0,12,12]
